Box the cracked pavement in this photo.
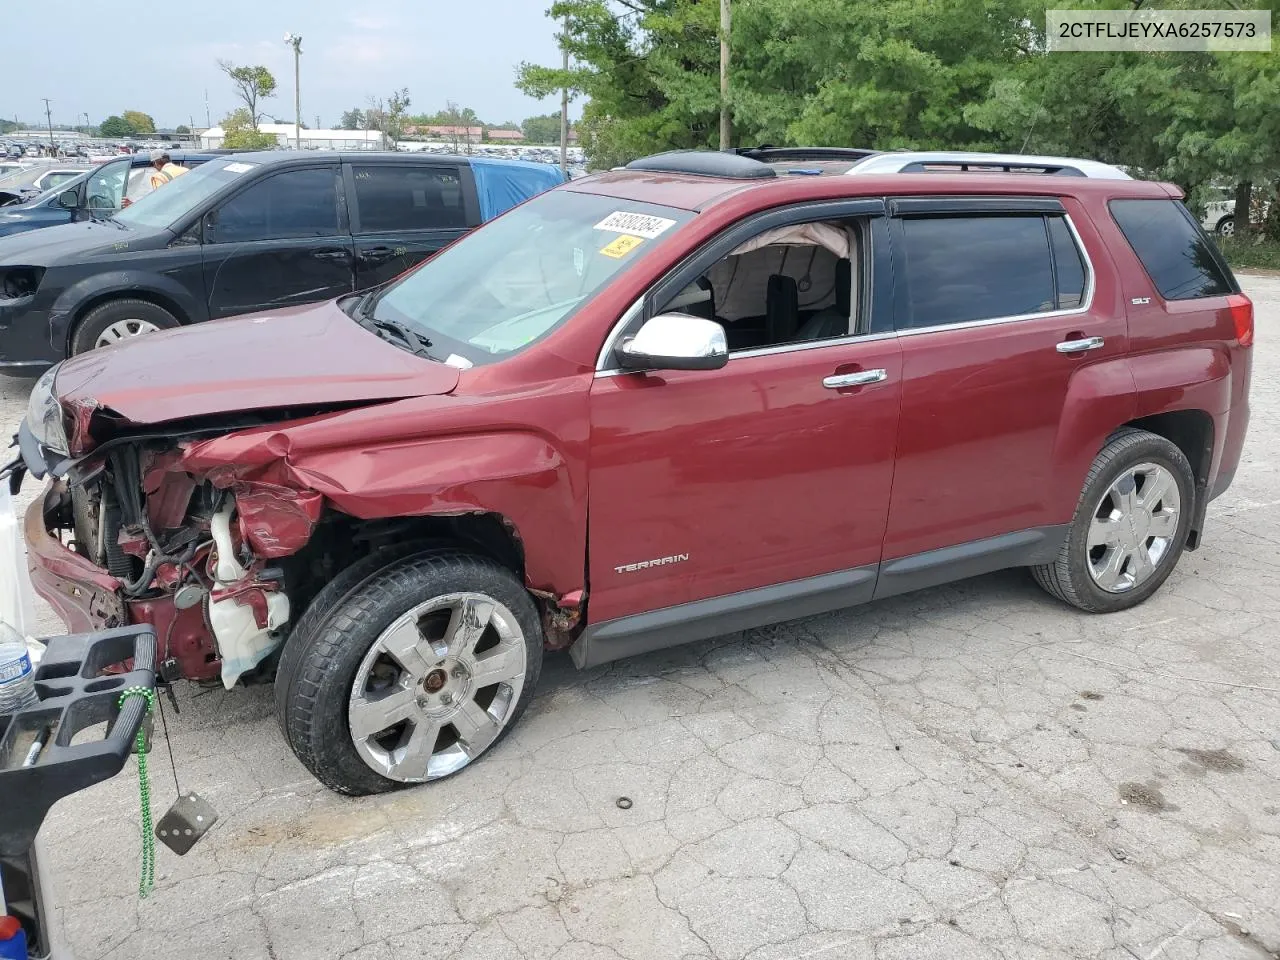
[2,276,1277,960]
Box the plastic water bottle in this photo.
[0,620,38,714]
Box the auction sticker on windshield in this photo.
[600,235,644,258]
[594,211,676,239]
[222,162,257,174]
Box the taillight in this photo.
[1227,293,1253,347]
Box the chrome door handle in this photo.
[823,369,887,389]
[1056,336,1105,354]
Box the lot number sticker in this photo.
[600,235,645,259]
[594,211,676,239]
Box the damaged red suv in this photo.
[8,148,1252,795]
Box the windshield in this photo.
[368,190,694,364]
[112,158,261,230]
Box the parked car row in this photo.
[3,145,1252,797]
[0,151,564,370]
[0,163,97,207]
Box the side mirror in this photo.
[619,313,728,372]
[57,189,79,210]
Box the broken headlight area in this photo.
[47,440,317,689]
[0,265,43,300]
[25,366,68,457]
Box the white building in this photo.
[198,123,387,151]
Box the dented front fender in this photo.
[177,395,588,597]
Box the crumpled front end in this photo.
[26,468,302,689]
[20,425,313,689]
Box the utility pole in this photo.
[82,112,91,133]
[559,17,569,173]
[42,98,55,151]
[719,0,731,150]
[204,89,211,129]
[285,34,303,150]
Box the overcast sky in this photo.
[5,0,574,131]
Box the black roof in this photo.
[625,146,882,180]
[212,150,478,167]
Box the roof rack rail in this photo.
[846,151,1130,180]
[625,150,776,179]
[729,146,881,163]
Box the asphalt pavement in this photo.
[2,277,1277,960]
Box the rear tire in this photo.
[70,298,179,355]
[1215,216,1234,237]
[278,550,543,795]
[1031,428,1194,613]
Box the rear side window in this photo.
[1110,199,1232,300]
[351,164,466,233]
[897,215,1056,328]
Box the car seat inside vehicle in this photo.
[664,221,858,352]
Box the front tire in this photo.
[1031,428,1195,613]
[278,551,543,795]
[71,298,179,355]
[1215,216,1235,237]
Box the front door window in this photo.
[84,158,130,213]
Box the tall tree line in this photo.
[517,0,1280,232]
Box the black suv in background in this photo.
[0,152,563,372]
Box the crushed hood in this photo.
[54,300,459,425]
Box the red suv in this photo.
[9,147,1253,795]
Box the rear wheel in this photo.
[278,551,543,795]
[1031,428,1195,613]
[1215,216,1235,237]
[70,298,179,355]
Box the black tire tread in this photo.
[1031,427,1193,612]
[281,549,542,795]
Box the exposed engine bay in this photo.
[47,433,312,688]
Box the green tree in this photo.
[122,110,156,134]
[518,0,1280,202]
[521,113,562,143]
[220,109,278,149]
[338,108,366,130]
[218,61,277,129]
[517,0,719,168]
[99,115,135,138]
[381,88,412,141]
[175,124,191,134]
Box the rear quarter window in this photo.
[1109,199,1234,300]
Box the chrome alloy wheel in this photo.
[95,318,160,348]
[1086,462,1181,594]
[348,593,528,782]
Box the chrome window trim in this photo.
[593,211,1095,378]
[595,329,900,377]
